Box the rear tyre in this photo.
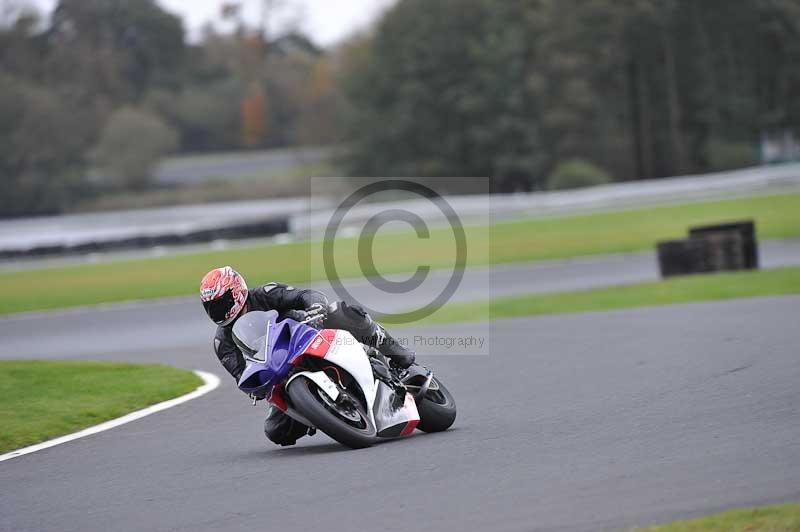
[416,376,457,433]
[286,376,376,449]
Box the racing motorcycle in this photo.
[232,310,457,449]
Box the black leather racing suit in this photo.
[212,282,414,446]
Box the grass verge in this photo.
[634,503,800,531]
[0,360,202,454]
[1,192,799,315]
[414,267,800,326]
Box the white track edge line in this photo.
[0,370,221,463]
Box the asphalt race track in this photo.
[2,285,800,531]
[2,243,800,531]
[3,238,800,363]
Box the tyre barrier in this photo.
[656,220,758,278]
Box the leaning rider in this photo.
[199,266,415,447]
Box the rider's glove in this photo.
[285,304,327,327]
[306,303,328,322]
[284,309,308,321]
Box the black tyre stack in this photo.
[656,220,758,278]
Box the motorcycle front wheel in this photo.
[286,376,377,449]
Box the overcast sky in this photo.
[27,0,396,46]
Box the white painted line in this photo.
[0,370,221,463]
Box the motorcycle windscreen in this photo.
[232,310,278,361]
[235,311,318,394]
[234,310,277,394]
[373,381,420,438]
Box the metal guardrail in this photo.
[291,163,800,236]
[0,219,289,261]
[0,198,308,255]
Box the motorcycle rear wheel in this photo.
[416,376,457,433]
[286,376,377,449]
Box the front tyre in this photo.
[416,376,457,433]
[286,376,376,449]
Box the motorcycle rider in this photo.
[199,266,415,446]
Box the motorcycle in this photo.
[232,310,457,449]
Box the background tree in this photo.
[92,106,178,190]
[46,0,185,103]
[0,74,89,216]
[3,0,800,216]
[0,0,342,216]
[241,81,268,148]
[339,0,800,190]
[342,0,546,191]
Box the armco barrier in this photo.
[0,218,289,260]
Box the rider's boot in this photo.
[372,325,415,369]
[264,406,313,446]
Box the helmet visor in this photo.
[203,289,236,324]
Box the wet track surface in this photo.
[1,247,800,531]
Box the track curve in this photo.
[2,296,799,532]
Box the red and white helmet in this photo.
[200,266,248,326]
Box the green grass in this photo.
[634,503,800,531]
[1,192,799,315]
[0,360,202,454]
[413,267,800,326]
